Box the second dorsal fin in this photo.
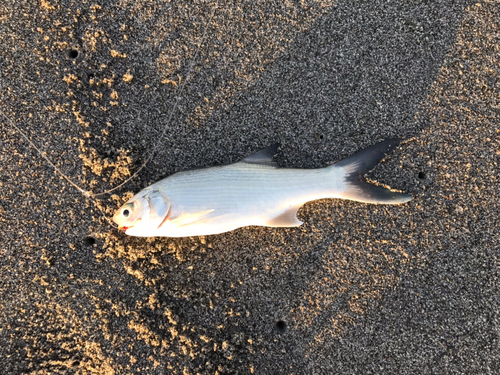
[240,143,279,167]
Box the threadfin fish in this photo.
[113,139,412,237]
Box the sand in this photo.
[1,0,498,374]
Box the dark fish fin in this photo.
[265,204,304,227]
[241,143,280,167]
[341,177,412,204]
[335,139,412,204]
[182,143,280,171]
[335,138,403,175]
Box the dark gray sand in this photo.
[1,0,499,374]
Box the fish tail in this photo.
[332,138,412,204]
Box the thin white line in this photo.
[1,1,218,228]
[0,110,91,197]
[92,1,219,197]
[1,110,119,228]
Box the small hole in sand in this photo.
[83,236,95,246]
[418,171,426,179]
[68,49,79,59]
[276,320,286,332]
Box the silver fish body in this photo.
[113,139,412,237]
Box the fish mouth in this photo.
[119,226,130,231]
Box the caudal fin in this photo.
[334,139,412,204]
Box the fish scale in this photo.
[160,167,335,215]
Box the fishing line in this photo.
[0,111,91,197]
[91,1,218,197]
[0,110,119,228]
[2,1,218,226]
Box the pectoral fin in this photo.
[171,209,215,227]
[266,205,304,227]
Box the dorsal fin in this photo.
[240,143,279,167]
[265,204,304,227]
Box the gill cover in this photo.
[146,189,172,228]
[113,189,171,231]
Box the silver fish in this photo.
[113,139,412,237]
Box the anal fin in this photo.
[265,205,304,227]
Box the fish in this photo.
[113,139,412,237]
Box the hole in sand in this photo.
[83,236,96,246]
[68,49,79,59]
[418,171,426,179]
[276,320,286,332]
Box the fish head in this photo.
[113,189,172,235]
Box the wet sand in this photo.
[1,1,499,373]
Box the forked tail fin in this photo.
[333,139,412,204]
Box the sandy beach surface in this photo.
[1,0,499,373]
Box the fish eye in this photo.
[122,204,133,218]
